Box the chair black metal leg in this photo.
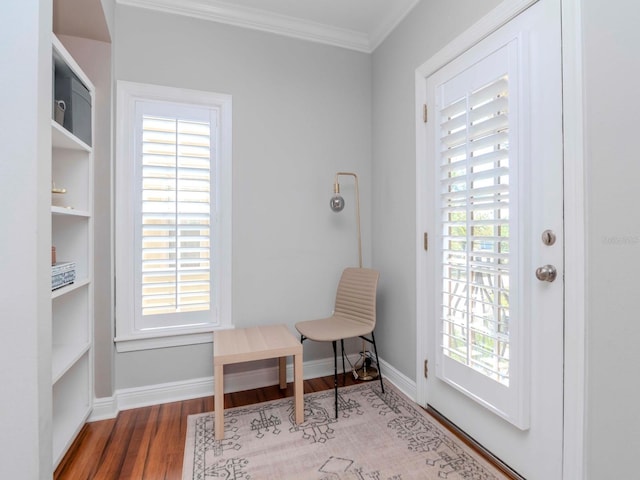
[340,339,346,386]
[332,340,338,418]
[371,331,384,393]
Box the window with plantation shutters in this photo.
[139,114,213,323]
[115,81,232,351]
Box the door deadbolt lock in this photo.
[536,264,557,282]
[541,230,556,246]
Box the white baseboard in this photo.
[377,357,417,401]
[89,355,417,422]
[91,396,118,421]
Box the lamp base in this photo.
[354,366,379,381]
[351,349,379,382]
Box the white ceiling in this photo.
[117,0,421,52]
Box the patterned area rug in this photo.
[182,380,506,479]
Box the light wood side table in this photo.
[213,324,304,439]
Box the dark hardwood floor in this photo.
[54,374,357,479]
[55,374,516,479]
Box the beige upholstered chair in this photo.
[296,267,383,418]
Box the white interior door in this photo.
[416,1,563,478]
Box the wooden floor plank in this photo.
[120,405,157,480]
[55,418,117,479]
[92,409,140,480]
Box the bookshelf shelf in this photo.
[50,33,94,467]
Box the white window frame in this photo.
[115,81,232,352]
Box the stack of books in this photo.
[52,261,76,290]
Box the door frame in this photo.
[414,0,586,477]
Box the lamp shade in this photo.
[329,194,345,212]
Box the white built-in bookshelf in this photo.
[51,34,94,466]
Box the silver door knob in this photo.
[535,265,557,282]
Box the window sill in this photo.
[115,327,233,352]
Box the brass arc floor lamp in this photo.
[329,172,379,381]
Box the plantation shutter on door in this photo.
[434,40,529,428]
[440,76,510,385]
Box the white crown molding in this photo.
[117,0,372,52]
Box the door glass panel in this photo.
[440,75,511,386]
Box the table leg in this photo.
[278,356,287,389]
[214,364,224,439]
[293,352,303,424]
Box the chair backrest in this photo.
[334,267,380,329]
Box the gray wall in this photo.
[582,0,640,477]
[371,0,501,380]
[113,5,372,390]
